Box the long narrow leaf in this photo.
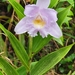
[0,57,19,75]
[8,0,24,19]
[0,24,29,70]
[17,66,27,75]
[32,35,52,54]
[31,43,74,75]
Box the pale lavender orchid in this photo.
[14,0,62,38]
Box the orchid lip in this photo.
[33,15,45,29]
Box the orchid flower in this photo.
[14,0,62,38]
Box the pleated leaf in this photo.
[0,24,29,70]
[8,0,24,19]
[0,57,19,75]
[16,62,37,75]
[31,44,74,75]
[32,35,52,54]
[17,66,27,75]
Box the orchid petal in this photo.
[14,1,62,38]
[40,8,58,22]
[24,4,39,17]
[48,22,62,38]
[14,17,34,34]
[36,0,50,8]
[39,29,49,38]
[28,28,38,37]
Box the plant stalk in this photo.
[28,36,33,74]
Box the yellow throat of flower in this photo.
[33,15,45,28]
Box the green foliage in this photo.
[58,53,75,73]
[0,0,74,75]
[32,35,52,55]
[8,0,24,19]
[0,24,29,70]
[0,71,3,75]
[16,62,38,75]
[49,0,59,8]
[61,54,75,63]
[0,57,19,75]
[72,71,75,75]
[57,5,72,27]
[17,66,27,75]
[0,0,6,2]
[64,33,75,39]
[57,7,73,26]
[0,24,74,74]
[31,44,74,75]
[68,71,75,75]
[53,37,63,46]
[0,33,5,52]
[60,0,74,7]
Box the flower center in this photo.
[33,15,45,28]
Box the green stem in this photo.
[19,34,25,47]
[30,0,34,4]
[29,36,33,59]
[28,36,33,74]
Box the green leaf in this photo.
[59,0,74,7]
[72,71,75,75]
[17,62,38,75]
[64,17,72,26]
[57,5,71,27]
[0,57,19,75]
[0,32,5,51]
[68,71,72,75]
[32,35,52,54]
[57,7,73,26]
[53,36,63,46]
[49,0,58,8]
[0,71,3,75]
[67,0,74,7]
[31,43,74,75]
[64,33,75,39]
[17,66,27,75]
[31,62,38,70]
[57,8,73,16]
[0,24,29,70]
[68,71,75,75]
[8,0,24,19]
[59,0,67,2]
